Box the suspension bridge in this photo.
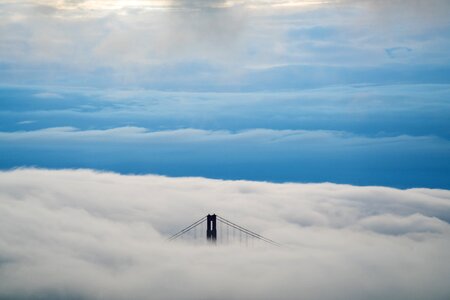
[168,214,280,247]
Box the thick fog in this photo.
[0,169,449,299]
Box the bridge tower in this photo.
[168,213,280,247]
[206,214,217,243]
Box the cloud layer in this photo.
[0,168,449,299]
[1,0,449,88]
[1,84,449,188]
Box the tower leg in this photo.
[206,214,217,243]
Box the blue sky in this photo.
[1,0,450,188]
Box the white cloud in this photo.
[0,168,449,299]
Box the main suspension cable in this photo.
[168,216,207,241]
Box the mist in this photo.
[0,169,449,299]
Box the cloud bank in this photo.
[0,169,449,299]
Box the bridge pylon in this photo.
[206,214,217,243]
[168,213,280,247]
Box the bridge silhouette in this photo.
[168,214,280,247]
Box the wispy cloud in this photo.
[0,126,445,145]
[0,127,448,187]
[16,120,35,125]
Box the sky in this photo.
[0,0,449,187]
[0,1,450,299]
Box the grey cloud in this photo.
[358,213,449,236]
[357,0,450,19]
[1,0,449,86]
[0,0,249,69]
[0,169,449,299]
[335,0,450,33]
[168,0,237,9]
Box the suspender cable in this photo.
[217,216,281,247]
